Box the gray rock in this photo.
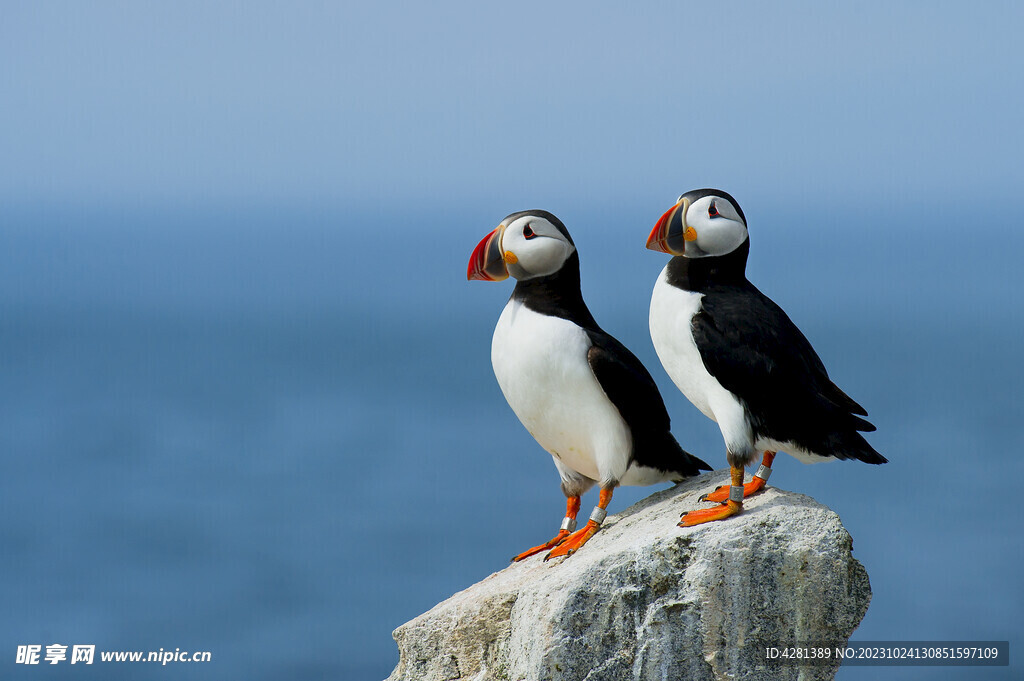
[386,471,871,681]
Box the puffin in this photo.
[644,189,886,526]
[468,210,710,560]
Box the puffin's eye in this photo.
[523,225,536,239]
[708,200,720,218]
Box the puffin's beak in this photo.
[467,225,510,281]
[646,197,695,255]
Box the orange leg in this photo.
[679,465,745,527]
[545,488,613,560]
[700,451,776,503]
[511,496,581,562]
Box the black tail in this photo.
[631,430,711,478]
[826,430,887,464]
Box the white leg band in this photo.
[560,516,577,533]
[589,507,607,525]
[729,485,744,503]
[755,464,772,481]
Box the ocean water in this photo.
[1,202,1021,680]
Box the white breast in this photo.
[491,299,631,484]
[649,266,752,457]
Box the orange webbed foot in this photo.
[700,476,767,503]
[513,496,582,561]
[679,500,742,527]
[511,531,570,562]
[699,452,776,503]
[544,520,600,560]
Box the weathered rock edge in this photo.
[386,470,871,681]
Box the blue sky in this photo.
[3,1,1021,213]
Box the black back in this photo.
[667,248,886,464]
[514,253,711,478]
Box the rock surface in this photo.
[386,471,871,681]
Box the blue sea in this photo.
[1,201,1021,680]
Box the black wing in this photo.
[692,283,886,463]
[585,329,711,477]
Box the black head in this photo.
[468,210,577,282]
[646,188,748,258]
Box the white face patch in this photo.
[501,215,576,280]
[684,196,748,258]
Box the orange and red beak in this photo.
[467,225,510,281]
[646,197,696,256]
